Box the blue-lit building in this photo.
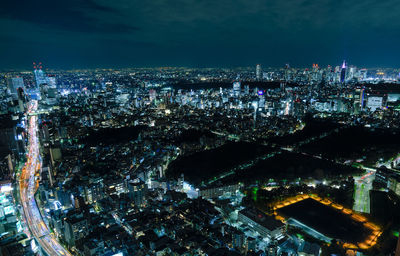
[340,60,346,83]
[7,77,24,97]
[128,178,147,207]
[33,64,48,87]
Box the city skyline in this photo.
[2,1,400,255]
[1,61,400,256]
[1,0,400,69]
[2,61,400,73]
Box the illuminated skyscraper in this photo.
[128,179,147,207]
[340,60,347,83]
[149,89,157,102]
[256,64,262,80]
[348,66,356,80]
[233,81,241,97]
[47,76,57,87]
[33,62,48,87]
[7,77,24,97]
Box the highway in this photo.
[19,100,72,256]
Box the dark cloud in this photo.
[1,0,400,69]
[0,0,138,33]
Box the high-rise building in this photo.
[348,66,356,80]
[366,96,383,112]
[233,81,241,97]
[0,115,24,159]
[149,89,157,102]
[237,208,285,240]
[244,85,250,95]
[128,178,147,207]
[7,77,24,97]
[256,64,262,80]
[47,76,57,87]
[232,229,245,249]
[340,60,347,83]
[64,213,89,247]
[33,62,48,87]
[85,182,104,204]
[246,237,256,253]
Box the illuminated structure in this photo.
[199,183,241,199]
[272,194,382,250]
[0,116,25,159]
[256,64,262,80]
[375,167,400,196]
[238,208,285,240]
[64,213,89,247]
[7,77,24,97]
[233,81,241,97]
[149,89,157,102]
[366,96,383,112]
[128,178,147,207]
[340,60,347,83]
[85,181,105,204]
[232,230,245,249]
[353,87,365,113]
[33,62,48,88]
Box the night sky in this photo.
[1,0,399,69]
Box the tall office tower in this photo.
[0,115,24,159]
[85,182,104,204]
[47,76,57,87]
[348,66,356,80]
[359,69,367,81]
[33,62,48,87]
[128,178,147,207]
[284,63,290,81]
[64,213,89,247]
[340,60,347,83]
[256,64,262,80]
[149,89,156,100]
[244,85,250,95]
[7,77,24,97]
[280,82,286,91]
[233,81,241,97]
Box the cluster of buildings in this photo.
[375,166,400,196]
[0,63,399,255]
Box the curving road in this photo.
[19,100,72,256]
